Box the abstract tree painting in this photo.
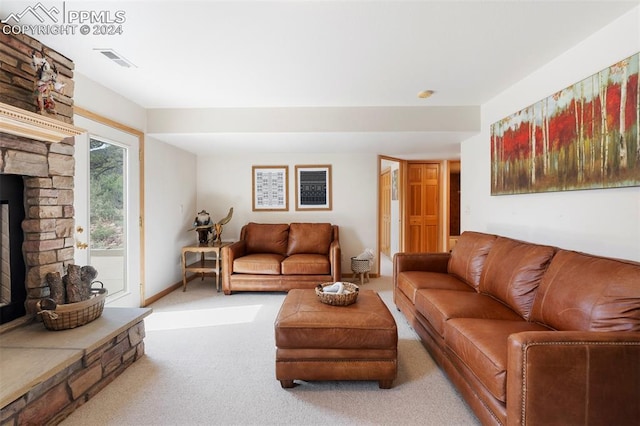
[491,52,639,195]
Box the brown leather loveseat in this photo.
[222,222,341,295]
[394,231,640,426]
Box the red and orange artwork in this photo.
[491,52,639,195]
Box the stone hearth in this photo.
[0,308,151,425]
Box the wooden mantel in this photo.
[0,101,85,143]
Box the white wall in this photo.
[74,73,146,131]
[75,73,198,301]
[144,137,197,297]
[461,6,640,261]
[197,152,378,274]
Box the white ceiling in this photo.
[2,0,638,157]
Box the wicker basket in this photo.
[351,257,371,273]
[315,282,359,306]
[37,285,107,331]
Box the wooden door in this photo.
[406,163,439,252]
[379,169,391,257]
[449,170,461,236]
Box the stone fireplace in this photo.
[0,103,151,426]
[0,30,151,425]
[0,26,81,325]
[0,130,77,322]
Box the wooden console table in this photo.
[181,241,232,292]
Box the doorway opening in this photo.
[448,161,461,250]
[378,157,402,277]
[74,108,144,308]
[377,157,461,275]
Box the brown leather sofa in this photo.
[222,222,341,295]
[394,231,640,426]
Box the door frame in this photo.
[446,160,461,251]
[377,155,404,275]
[73,106,146,306]
[379,166,391,258]
[378,157,460,265]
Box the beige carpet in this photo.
[61,276,479,425]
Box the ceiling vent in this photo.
[94,48,136,68]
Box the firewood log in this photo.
[64,264,83,303]
[80,265,98,299]
[46,271,65,304]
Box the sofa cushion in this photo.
[530,250,640,332]
[281,254,330,275]
[444,318,551,403]
[479,237,556,320]
[397,271,474,304]
[233,253,284,275]
[415,290,522,338]
[448,231,497,289]
[244,223,290,256]
[286,223,333,256]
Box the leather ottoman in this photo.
[274,288,398,389]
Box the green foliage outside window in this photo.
[90,139,125,249]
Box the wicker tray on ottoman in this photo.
[315,282,359,306]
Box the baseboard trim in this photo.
[143,273,378,306]
[345,273,378,279]
[143,276,195,306]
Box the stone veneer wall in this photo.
[0,132,75,315]
[0,25,75,123]
[0,320,146,425]
[1,27,76,316]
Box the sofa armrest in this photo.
[329,239,341,282]
[222,240,247,294]
[507,331,640,426]
[393,252,450,277]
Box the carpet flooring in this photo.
[61,275,479,425]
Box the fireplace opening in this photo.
[0,174,26,325]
